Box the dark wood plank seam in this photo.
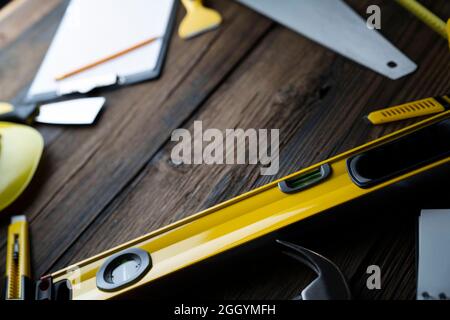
[43,23,276,275]
[0,3,266,225]
[0,3,270,276]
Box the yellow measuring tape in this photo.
[395,0,449,43]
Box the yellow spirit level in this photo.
[36,111,450,300]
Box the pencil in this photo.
[55,36,160,81]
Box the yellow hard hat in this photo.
[0,122,43,212]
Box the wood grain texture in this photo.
[0,0,61,50]
[0,0,449,300]
[51,0,450,300]
[0,0,273,278]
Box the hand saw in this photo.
[237,0,417,80]
[35,111,449,300]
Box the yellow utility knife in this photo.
[5,216,32,300]
[367,94,450,125]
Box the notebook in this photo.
[417,209,450,300]
[26,0,177,103]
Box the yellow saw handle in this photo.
[179,0,222,39]
[367,95,450,125]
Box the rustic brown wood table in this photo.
[0,0,449,300]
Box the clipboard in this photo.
[26,0,177,103]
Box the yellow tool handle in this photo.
[0,102,14,114]
[395,0,448,39]
[367,96,449,125]
[179,0,222,39]
[5,216,31,300]
[181,0,202,12]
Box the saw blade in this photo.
[238,0,417,79]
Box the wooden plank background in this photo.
[0,0,449,300]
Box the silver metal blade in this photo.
[238,0,417,79]
[35,97,106,125]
